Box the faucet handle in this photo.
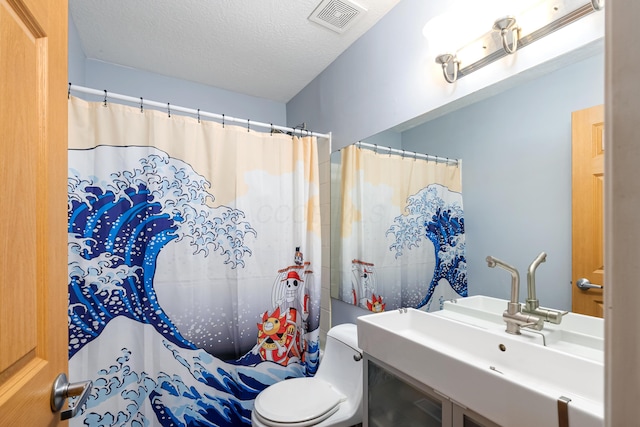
[539,307,566,324]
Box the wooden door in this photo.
[0,0,68,425]
[571,104,604,317]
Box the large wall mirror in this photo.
[330,41,604,318]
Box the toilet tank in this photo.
[316,323,362,399]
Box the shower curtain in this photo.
[67,96,322,426]
[336,144,467,312]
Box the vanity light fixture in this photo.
[433,0,604,84]
[435,54,461,83]
[493,16,519,55]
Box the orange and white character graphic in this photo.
[366,293,386,313]
[256,247,312,365]
[255,307,302,364]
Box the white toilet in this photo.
[251,323,363,427]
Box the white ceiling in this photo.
[69,0,401,103]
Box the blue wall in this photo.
[68,10,86,86]
[402,53,604,311]
[331,52,603,325]
[68,14,286,126]
[287,0,603,151]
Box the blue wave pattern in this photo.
[76,322,317,427]
[386,183,467,308]
[68,146,318,426]
[68,149,256,357]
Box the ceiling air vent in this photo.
[308,0,367,34]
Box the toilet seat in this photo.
[253,377,346,426]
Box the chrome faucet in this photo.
[486,255,543,335]
[521,251,565,324]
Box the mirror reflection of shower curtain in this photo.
[67,96,322,426]
[337,144,467,312]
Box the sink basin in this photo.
[357,308,603,427]
[438,296,604,362]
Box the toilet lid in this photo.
[254,378,345,424]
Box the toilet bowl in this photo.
[251,323,362,427]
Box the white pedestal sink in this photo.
[357,306,603,427]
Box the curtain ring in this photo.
[140,97,144,113]
[247,119,250,132]
[103,90,107,107]
[271,123,273,136]
[402,149,406,158]
[68,83,71,99]
[197,109,200,123]
[374,144,378,154]
[414,152,417,161]
[167,103,171,118]
[222,114,225,128]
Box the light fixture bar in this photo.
[451,1,600,80]
[519,2,595,47]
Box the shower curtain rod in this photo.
[68,84,331,139]
[356,141,459,167]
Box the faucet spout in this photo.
[486,255,543,334]
[526,251,547,309]
[522,251,564,324]
[486,256,520,307]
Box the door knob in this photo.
[50,373,93,420]
[576,278,603,290]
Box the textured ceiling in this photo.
[69,0,401,103]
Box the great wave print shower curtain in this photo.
[67,96,321,426]
[335,144,466,312]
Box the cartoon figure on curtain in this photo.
[67,145,321,427]
[255,247,311,365]
[351,259,385,312]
